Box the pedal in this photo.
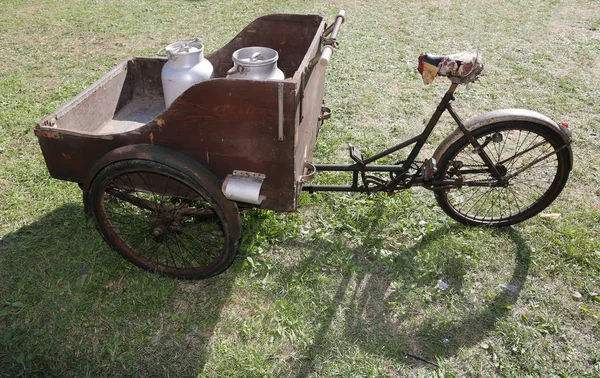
[422,158,437,181]
[348,144,364,165]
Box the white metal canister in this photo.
[226,47,284,80]
[161,38,214,107]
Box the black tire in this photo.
[434,121,571,226]
[89,159,239,279]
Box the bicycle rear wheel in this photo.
[89,159,239,279]
[434,121,571,226]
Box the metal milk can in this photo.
[226,47,284,80]
[161,38,214,107]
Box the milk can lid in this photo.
[232,47,279,66]
[165,38,204,57]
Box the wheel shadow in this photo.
[0,203,237,376]
[281,205,531,376]
[342,226,530,363]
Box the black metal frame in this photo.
[302,82,488,194]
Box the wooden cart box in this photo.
[35,13,329,211]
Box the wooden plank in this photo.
[293,64,327,200]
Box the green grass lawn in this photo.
[1,0,599,376]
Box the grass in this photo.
[1,0,600,376]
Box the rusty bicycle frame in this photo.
[303,83,480,194]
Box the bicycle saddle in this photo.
[418,52,483,85]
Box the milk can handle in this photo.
[156,47,168,57]
[226,64,246,76]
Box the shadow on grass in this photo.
[344,226,529,366]
[0,203,236,376]
[281,206,531,376]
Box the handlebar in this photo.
[319,10,345,67]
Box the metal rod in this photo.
[306,83,465,193]
[302,185,370,193]
[406,353,440,368]
[323,10,345,38]
[278,83,284,141]
[383,83,459,188]
[329,10,345,40]
[405,88,454,162]
[341,85,458,167]
[309,10,345,70]
[497,141,547,166]
[446,104,472,142]
[446,103,503,179]
[314,164,408,172]
[361,135,421,164]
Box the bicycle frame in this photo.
[303,82,484,194]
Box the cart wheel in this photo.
[89,159,239,279]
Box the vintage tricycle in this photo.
[35,11,573,279]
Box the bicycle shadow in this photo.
[283,204,530,376]
[0,203,236,376]
[344,226,529,360]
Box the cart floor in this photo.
[98,96,165,134]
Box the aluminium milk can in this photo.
[226,46,284,80]
[161,38,214,107]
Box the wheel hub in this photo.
[494,164,510,187]
[152,207,185,239]
[495,164,508,176]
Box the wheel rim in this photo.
[441,127,562,224]
[98,168,227,275]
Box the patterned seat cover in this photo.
[418,52,484,85]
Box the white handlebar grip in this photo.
[319,45,334,67]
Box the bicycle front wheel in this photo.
[434,121,571,226]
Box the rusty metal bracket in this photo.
[319,105,331,122]
[34,129,61,139]
[307,54,322,72]
[322,38,339,48]
[307,38,340,71]
[306,10,345,72]
[278,83,284,141]
[300,161,317,182]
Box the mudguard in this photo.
[82,144,241,239]
[432,108,573,168]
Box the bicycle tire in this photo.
[434,121,571,226]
